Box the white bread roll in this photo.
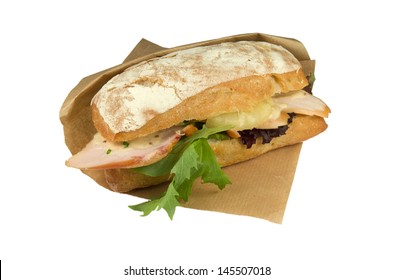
[86,41,328,192]
[63,39,329,193]
[91,41,307,142]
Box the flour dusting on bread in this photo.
[92,41,301,134]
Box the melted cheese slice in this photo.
[206,90,330,130]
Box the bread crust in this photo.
[104,115,327,193]
[93,70,308,142]
[61,34,324,195]
[211,115,327,167]
[91,41,307,142]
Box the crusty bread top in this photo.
[92,41,305,141]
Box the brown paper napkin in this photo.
[60,33,314,223]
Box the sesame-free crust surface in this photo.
[60,33,320,222]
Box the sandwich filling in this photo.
[67,89,329,170]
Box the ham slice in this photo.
[274,90,330,118]
[66,127,183,170]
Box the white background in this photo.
[1,0,392,279]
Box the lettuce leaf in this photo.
[129,125,232,219]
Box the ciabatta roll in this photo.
[65,40,330,193]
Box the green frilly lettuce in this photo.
[129,125,232,219]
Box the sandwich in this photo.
[64,40,330,219]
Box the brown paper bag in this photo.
[60,33,315,223]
